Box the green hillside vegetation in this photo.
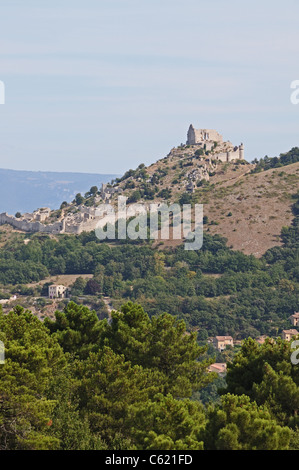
[0,301,296,450]
[252,147,299,173]
[104,146,298,256]
[0,191,298,340]
[0,152,298,451]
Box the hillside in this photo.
[110,144,299,256]
[0,148,298,382]
[0,168,118,214]
[1,140,298,258]
[201,162,299,256]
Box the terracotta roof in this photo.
[209,363,227,372]
[215,336,233,341]
[256,335,268,344]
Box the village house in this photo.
[48,285,69,299]
[289,312,299,327]
[208,363,227,376]
[281,329,299,342]
[256,335,269,345]
[213,336,234,351]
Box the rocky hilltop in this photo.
[1,126,298,257]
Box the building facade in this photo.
[213,336,234,351]
[290,312,299,327]
[282,329,298,341]
[48,285,69,299]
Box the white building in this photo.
[48,285,69,299]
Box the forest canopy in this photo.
[0,301,296,450]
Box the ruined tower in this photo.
[186,124,223,145]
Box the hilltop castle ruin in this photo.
[0,125,246,236]
[186,124,244,162]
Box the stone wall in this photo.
[214,145,244,162]
[187,125,223,145]
[186,125,244,162]
[0,213,65,233]
[0,212,104,236]
[64,219,98,234]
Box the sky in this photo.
[0,0,299,174]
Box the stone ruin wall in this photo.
[64,219,99,235]
[0,212,101,236]
[0,212,65,234]
[187,125,244,162]
[215,147,243,163]
[194,128,223,144]
[187,126,223,145]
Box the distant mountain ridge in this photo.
[0,168,118,214]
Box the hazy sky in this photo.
[0,0,299,174]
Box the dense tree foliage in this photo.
[0,306,66,449]
[0,302,211,450]
[0,302,294,450]
[201,393,290,450]
[252,147,299,172]
[224,337,299,427]
[0,179,298,450]
[1,301,295,450]
[0,191,298,339]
